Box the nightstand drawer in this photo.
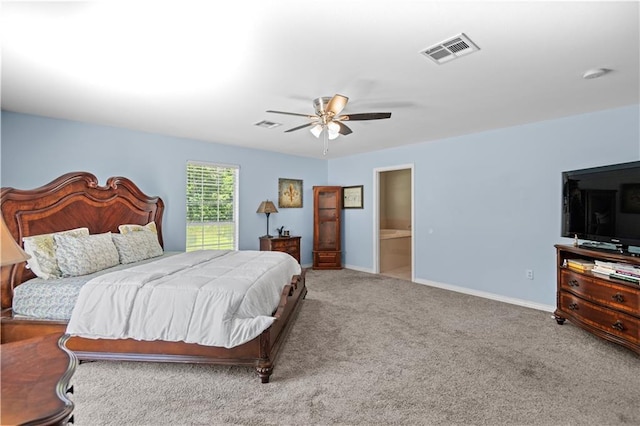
[271,239,298,250]
[259,236,301,264]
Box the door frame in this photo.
[372,163,415,281]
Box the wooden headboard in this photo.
[1,172,164,308]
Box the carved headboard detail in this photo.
[0,172,164,309]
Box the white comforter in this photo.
[66,250,301,348]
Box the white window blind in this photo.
[186,161,239,251]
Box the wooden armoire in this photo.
[312,186,342,269]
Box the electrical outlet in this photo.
[526,269,534,280]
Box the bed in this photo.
[0,172,307,383]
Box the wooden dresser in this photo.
[260,236,301,264]
[554,244,639,354]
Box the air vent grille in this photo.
[420,33,480,65]
[254,120,281,129]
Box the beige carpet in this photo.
[71,269,640,425]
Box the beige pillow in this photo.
[118,221,157,235]
[22,227,90,279]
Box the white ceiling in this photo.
[2,1,639,159]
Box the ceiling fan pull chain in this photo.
[323,129,329,155]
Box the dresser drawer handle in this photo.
[612,321,625,331]
[568,302,579,311]
[568,279,579,287]
[611,293,625,303]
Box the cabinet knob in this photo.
[568,279,579,287]
[612,321,625,331]
[568,302,578,311]
[611,293,625,303]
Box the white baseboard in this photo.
[339,266,555,313]
[413,277,556,312]
[343,264,374,273]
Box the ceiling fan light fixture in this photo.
[328,129,340,140]
[327,121,340,133]
[310,124,323,138]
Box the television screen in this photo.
[562,161,640,250]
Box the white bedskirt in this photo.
[66,250,301,348]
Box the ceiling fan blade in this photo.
[284,122,315,133]
[335,121,353,136]
[326,94,349,116]
[266,110,316,118]
[338,112,392,121]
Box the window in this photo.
[186,161,239,251]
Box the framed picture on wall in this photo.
[343,185,363,209]
[278,178,303,208]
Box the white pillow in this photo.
[112,231,163,264]
[22,227,90,279]
[54,232,120,277]
[118,221,157,235]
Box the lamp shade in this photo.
[256,200,278,214]
[310,124,323,138]
[0,217,30,267]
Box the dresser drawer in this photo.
[559,291,639,345]
[561,269,640,315]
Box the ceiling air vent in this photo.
[254,120,281,129]
[420,33,480,65]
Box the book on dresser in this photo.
[591,260,640,283]
[609,272,640,284]
[566,258,595,272]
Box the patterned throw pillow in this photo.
[22,227,90,279]
[111,231,163,264]
[118,221,157,235]
[53,232,120,277]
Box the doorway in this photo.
[373,164,414,281]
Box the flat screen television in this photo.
[562,160,640,253]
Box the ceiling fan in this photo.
[266,94,391,155]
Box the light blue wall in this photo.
[0,112,327,265]
[2,106,639,307]
[329,104,640,307]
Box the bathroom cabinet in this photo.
[312,186,342,269]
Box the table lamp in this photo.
[256,200,278,238]
[1,216,30,267]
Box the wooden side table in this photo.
[1,333,77,425]
[260,236,301,264]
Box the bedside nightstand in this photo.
[260,236,301,264]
